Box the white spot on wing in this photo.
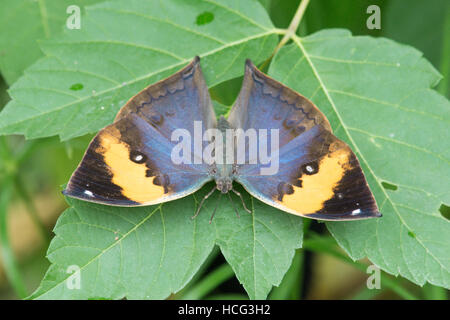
[351,208,361,215]
[84,190,94,197]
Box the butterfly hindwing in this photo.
[229,60,380,220]
[63,57,215,206]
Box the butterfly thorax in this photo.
[213,116,235,193]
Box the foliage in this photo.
[0,0,448,300]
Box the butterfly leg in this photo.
[192,185,216,220]
[227,192,240,218]
[209,193,222,224]
[232,189,252,214]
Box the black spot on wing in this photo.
[129,150,147,164]
[277,182,294,201]
[153,174,170,194]
[301,161,319,175]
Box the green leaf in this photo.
[0,0,278,141]
[0,0,103,85]
[0,76,9,110]
[213,186,303,299]
[269,29,450,289]
[8,0,449,299]
[29,194,215,300]
[212,99,230,118]
[6,0,299,301]
[30,185,302,299]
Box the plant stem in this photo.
[303,234,419,300]
[259,0,310,70]
[269,249,304,299]
[14,175,51,245]
[181,263,235,300]
[350,286,382,300]
[0,137,51,245]
[0,176,28,298]
[0,137,15,173]
[172,245,220,299]
[273,0,310,55]
[422,283,447,300]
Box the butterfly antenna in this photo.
[232,189,252,214]
[209,193,222,224]
[192,185,216,220]
[227,192,240,218]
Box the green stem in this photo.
[17,139,55,165]
[273,0,310,54]
[14,175,51,245]
[181,263,235,300]
[268,218,315,300]
[259,0,311,70]
[0,176,28,298]
[303,234,419,300]
[0,137,50,245]
[269,218,312,300]
[350,286,382,300]
[422,283,448,300]
[269,248,304,299]
[173,246,220,298]
[0,137,15,171]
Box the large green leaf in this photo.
[19,0,303,300]
[29,185,302,299]
[269,29,450,289]
[4,0,449,300]
[0,0,278,140]
[0,0,102,85]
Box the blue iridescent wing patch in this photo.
[228,60,380,220]
[63,57,215,206]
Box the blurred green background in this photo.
[0,0,448,299]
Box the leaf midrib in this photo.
[292,34,449,275]
[31,204,162,299]
[3,30,278,133]
[37,0,50,38]
[97,7,226,45]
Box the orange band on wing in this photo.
[279,147,352,214]
[96,128,166,203]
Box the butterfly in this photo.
[63,56,381,221]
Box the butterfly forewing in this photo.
[229,60,380,220]
[63,57,215,206]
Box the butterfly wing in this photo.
[63,57,215,206]
[228,60,380,220]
